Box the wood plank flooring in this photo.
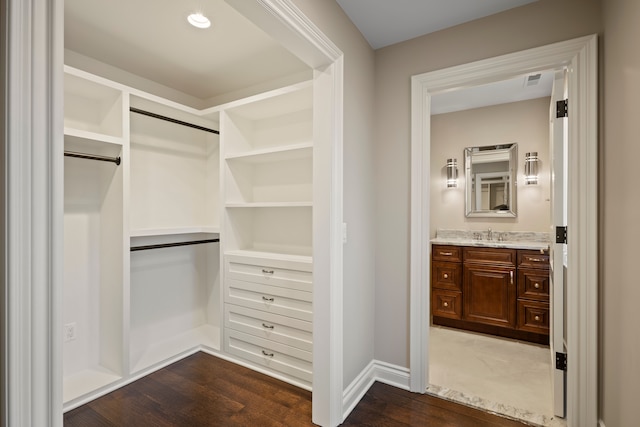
[64,352,527,426]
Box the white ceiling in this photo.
[64,0,546,109]
[336,0,538,49]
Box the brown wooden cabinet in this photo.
[431,244,549,344]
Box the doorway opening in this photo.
[410,35,598,427]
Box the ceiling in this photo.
[65,0,546,109]
[335,0,538,49]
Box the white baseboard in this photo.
[342,360,410,421]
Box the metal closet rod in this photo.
[130,238,220,252]
[64,150,121,165]
[130,107,220,135]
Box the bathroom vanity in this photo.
[431,233,550,345]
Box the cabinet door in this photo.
[463,265,516,328]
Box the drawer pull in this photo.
[262,323,275,330]
[443,302,449,308]
[534,315,541,322]
[262,269,275,275]
[528,257,545,262]
[534,282,541,289]
[510,270,514,285]
[262,296,274,302]
[440,251,453,256]
[443,273,449,279]
[261,350,274,357]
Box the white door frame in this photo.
[4,1,345,426]
[410,35,598,426]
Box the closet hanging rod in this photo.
[130,107,220,135]
[130,238,220,252]
[64,150,121,165]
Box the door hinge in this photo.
[556,99,568,118]
[556,226,567,244]
[556,352,567,371]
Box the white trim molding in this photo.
[342,360,410,422]
[410,35,598,427]
[5,0,64,426]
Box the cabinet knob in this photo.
[443,302,449,307]
[534,282,540,289]
[534,315,541,322]
[443,273,449,279]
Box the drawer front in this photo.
[224,304,312,352]
[225,279,312,321]
[463,247,516,267]
[226,258,312,292]
[225,329,312,384]
[517,250,550,269]
[432,289,462,319]
[431,261,462,291]
[518,269,550,301]
[432,245,462,262]
[517,300,550,334]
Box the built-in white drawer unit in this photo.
[224,329,312,385]
[225,253,312,292]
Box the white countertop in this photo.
[430,237,549,251]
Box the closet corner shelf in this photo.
[224,142,313,163]
[225,202,312,209]
[130,227,220,237]
[64,127,124,147]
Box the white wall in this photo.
[288,1,377,388]
[373,0,602,368]
[430,98,551,235]
[601,0,640,425]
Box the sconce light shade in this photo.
[524,152,539,185]
[446,158,458,188]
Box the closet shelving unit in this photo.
[63,65,314,409]
[220,82,314,389]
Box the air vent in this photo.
[524,73,542,87]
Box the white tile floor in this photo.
[429,326,566,426]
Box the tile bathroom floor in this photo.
[428,326,566,426]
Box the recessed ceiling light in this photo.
[188,12,211,29]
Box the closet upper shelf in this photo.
[224,142,312,163]
[130,227,220,238]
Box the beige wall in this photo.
[290,0,378,388]
[602,0,640,425]
[431,98,551,235]
[373,0,602,368]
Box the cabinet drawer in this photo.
[517,300,549,334]
[225,279,312,321]
[431,261,462,291]
[432,289,462,319]
[225,257,312,292]
[225,329,312,385]
[224,304,312,352]
[517,250,550,270]
[463,247,516,267]
[432,245,462,262]
[518,269,550,301]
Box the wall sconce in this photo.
[524,152,539,185]
[446,158,458,188]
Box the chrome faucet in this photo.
[488,228,493,241]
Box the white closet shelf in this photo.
[63,367,122,404]
[225,202,312,208]
[130,324,220,374]
[224,249,313,265]
[224,142,312,163]
[130,227,220,237]
[64,127,124,147]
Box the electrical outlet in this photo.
[64,323,76,342]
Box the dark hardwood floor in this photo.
[64,352,527,426]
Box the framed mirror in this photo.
[465,143,517,217]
